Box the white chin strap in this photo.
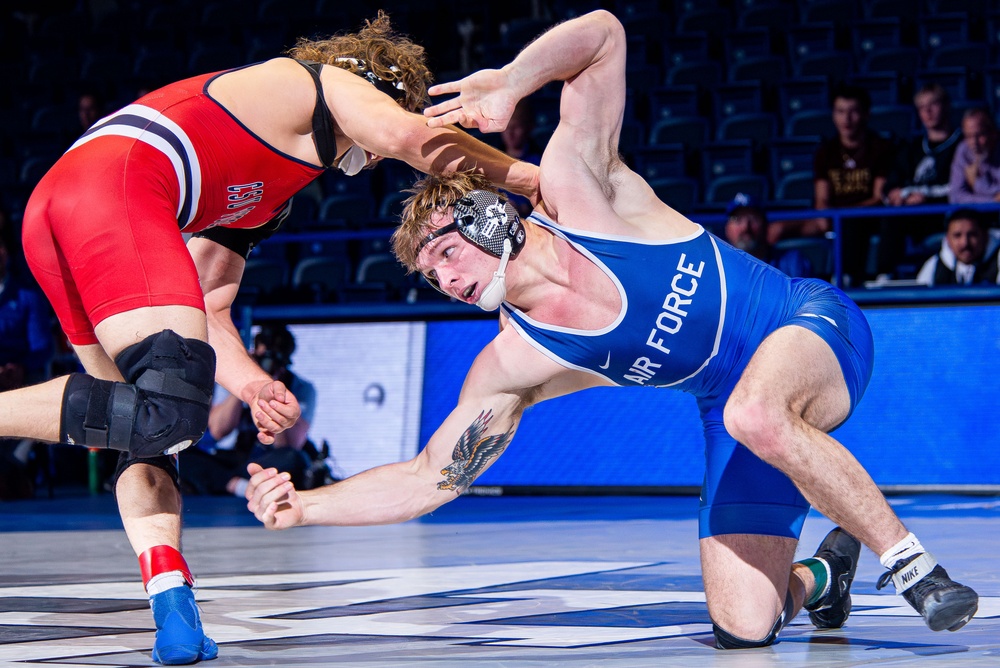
[338,145,369,176]
[475,239,512,311]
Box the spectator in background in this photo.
[0,228,54,500]
[499,98,543,217]
[886,84,960,207]
[916,208,1000,286]
[77,90,104,133]
[183,325,317,497]
[0,230,53,389]
[882,83,962,277]
[949,107,1000,204]
[724,194,815,278]
[810,84,894,286]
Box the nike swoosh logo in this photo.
[599,352,611,370]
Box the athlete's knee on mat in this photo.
[711,590,794,650]
[61,330,216,458]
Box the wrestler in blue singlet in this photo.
[502,212,875,540]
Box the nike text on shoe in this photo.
[805,528,861,629]
[876,552,979,632]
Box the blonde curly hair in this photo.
[391,171,499,272]
[286,10,431,112]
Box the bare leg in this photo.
[724,325,908,557]
[701,533,805,639]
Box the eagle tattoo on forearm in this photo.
[437,409,514,493]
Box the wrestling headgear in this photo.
[417,190,526,311]
[335,57,406,176]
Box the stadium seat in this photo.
[724,28,772,66]
[712,83,763,123]
[777,76,830,125]
[646,86,701,122]
[794,51,853,82]
[241,258,288,299]
[863,47,922,78]
[292,256,351,303]
[774,170,816,207]
[774,236,833,277]
[728,56,785,89]
[649,116,710,150]
[649,177,700,213]
[851,19,902,62]
[869,105,916,141]
[317,193,374,229]
[848,73,900,107]
[928,44,990,71]
[701,140,756,184]
[705,174,768,206]
[716,113,778,143]
[633,145,688,181]
[784,109,834,139]
[666,61,722,87]
[768,138,818,186]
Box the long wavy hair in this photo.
[391,171,498,272]
[286,10,431,112]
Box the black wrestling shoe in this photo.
[876,553,979,632]
[804,528,861,629]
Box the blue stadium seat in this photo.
[774,170,815,207]
[793,51,853,82]
[724,28,772,66]
[633,145,688,181]
[716,113,778,143]
[863,47,922,78]
[866,0,908,18]
[848,73,900,107]
[929,44,990,71]
[728,56,785,89]
[666,61,722,87]
[786,24,836,64]
[868,105,916,141]
[292,256,351,303]
[800,0,858,26]
[784,109,834,139]
[919,14,970,53]
[738,4,792,31]
[676,8,732,36]
[241,258,289,299]
[851,19,902,62]
[778,76,830,124]
[711,83,763,123]
[705,174,768,206]
[701,140,756,184]
[646,86,701,122]
[649,177,700,213]
[317,193,374,229]
[649,116,710,150]
[663,32,711,68]
[768,138,817,186]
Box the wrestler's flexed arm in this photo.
[245,330,593,529]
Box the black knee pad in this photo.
[61,330,216,458]
[712,590,794,650]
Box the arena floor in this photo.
[0,493,997,667]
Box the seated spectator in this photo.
[774,84,894,285]
[724,194,814,278]
[181,325,318,497]
[949,107,1000,204]
[882,83,963,277]
[916,208,1000,285]
[886,83,961,207]
[77,90,105,133]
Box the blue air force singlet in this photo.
[501,213,795,400]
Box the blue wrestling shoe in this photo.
[150,586,218,665]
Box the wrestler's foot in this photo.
[805,527,861,629]
[150,586,218,664]
[876,553,978,632]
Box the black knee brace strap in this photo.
[713,590,795,650]
[61,330,216,458]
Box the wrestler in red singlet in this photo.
[22,68,324,345]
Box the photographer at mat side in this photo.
[182,325,318,497]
